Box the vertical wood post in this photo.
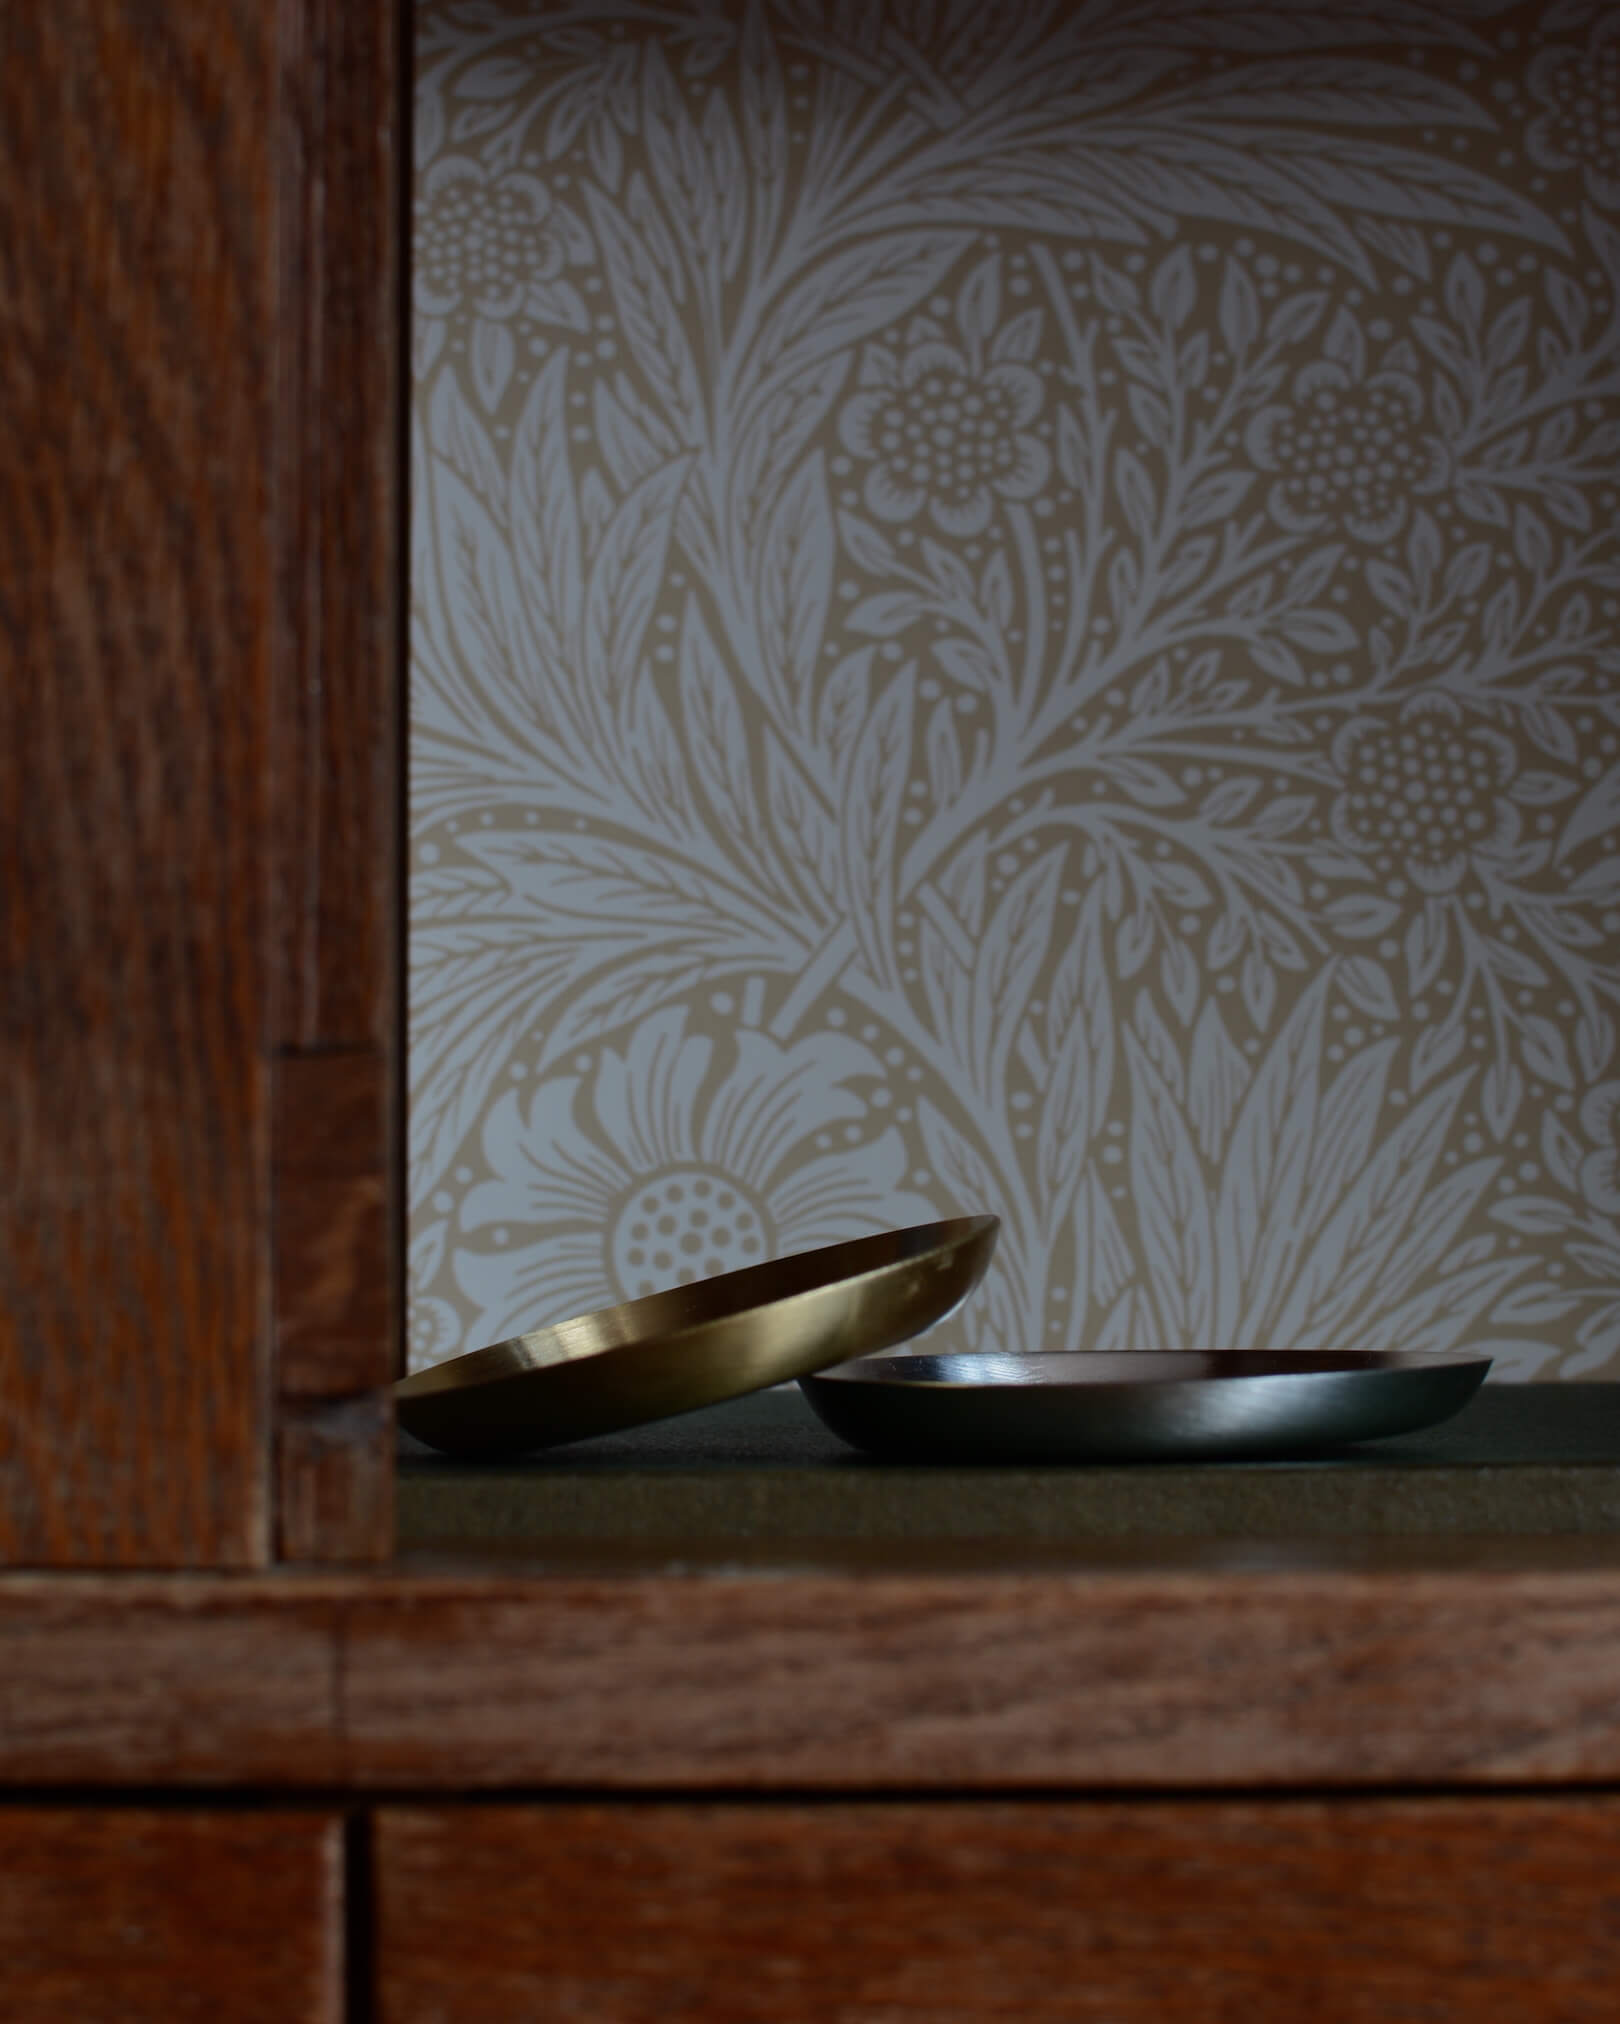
[0,0,402,1566]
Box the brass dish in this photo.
[396,1215,1000,1459]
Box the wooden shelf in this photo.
[399,1383,1620,1546]
[7,1535,1620,1792]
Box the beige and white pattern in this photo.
[410,0,1620,1378]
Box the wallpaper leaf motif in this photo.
[411,0,1620,1378]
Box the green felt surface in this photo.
[398,1381,1620,1545]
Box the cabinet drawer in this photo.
[377,1797,1620,2021]
[0,1809,342,2022]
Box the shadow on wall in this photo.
[407,0,1620,1379]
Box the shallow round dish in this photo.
[799,1350,1491,1462]
[396,1216,999,1458]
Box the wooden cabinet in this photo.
[5,6,1620,2020]
[374,1799,1620,2022]
[0,1810,344,2023]
[12,1787,1614,2019]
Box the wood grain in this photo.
[10,1543,1620,1789]
[272,0,401,1052]
[0,1809,343,2022]
[0,2,279,1565]
[270,0,402,1561]
[278,1395,395,1566]
[0,0,402,1564]
[340,1547,1620,1790]
[0,1576,341,1785]
[375,1797,1620,2022]
[275,1051,392,1400]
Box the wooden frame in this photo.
[1,0,401,1569]
[1,0,1615,1613]
[269,0,403,1564]
[14,12,1620,2014]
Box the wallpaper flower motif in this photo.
[411,0,1620,1378]
[1527,11,1620,210]
[454,1009,933,1339]
[1329,699,1521,896]
[1246,348,1448,544]
[415,155,565,319]
[841,337,1051,536]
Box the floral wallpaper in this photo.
[410,0,1620,1379]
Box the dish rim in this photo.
[802,1349,1495,1393]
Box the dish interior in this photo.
[399,1215,999,1402]
[820,1351,1478,1387]
[394,1214,1001,1458]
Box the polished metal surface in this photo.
[396,1216,1000,1458]
[799,1350,1493,1461]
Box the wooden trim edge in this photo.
[6,1545,1620,1789]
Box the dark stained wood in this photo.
[272,0,402,1052]
[376,1797,1620,2022]
[278,1395,395,1565]
[275,1171,389,1393]
[340,1546,1620,1790]
[11,1542,1620,1789]
[0,2,280,1566]
[0,1809,343,2022]
[275,1051,392,1399]
[0,1576,342,1786]
[270,0,403,1562]
[0,0,402,1566]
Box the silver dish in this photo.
[799,1351,1492,1461]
